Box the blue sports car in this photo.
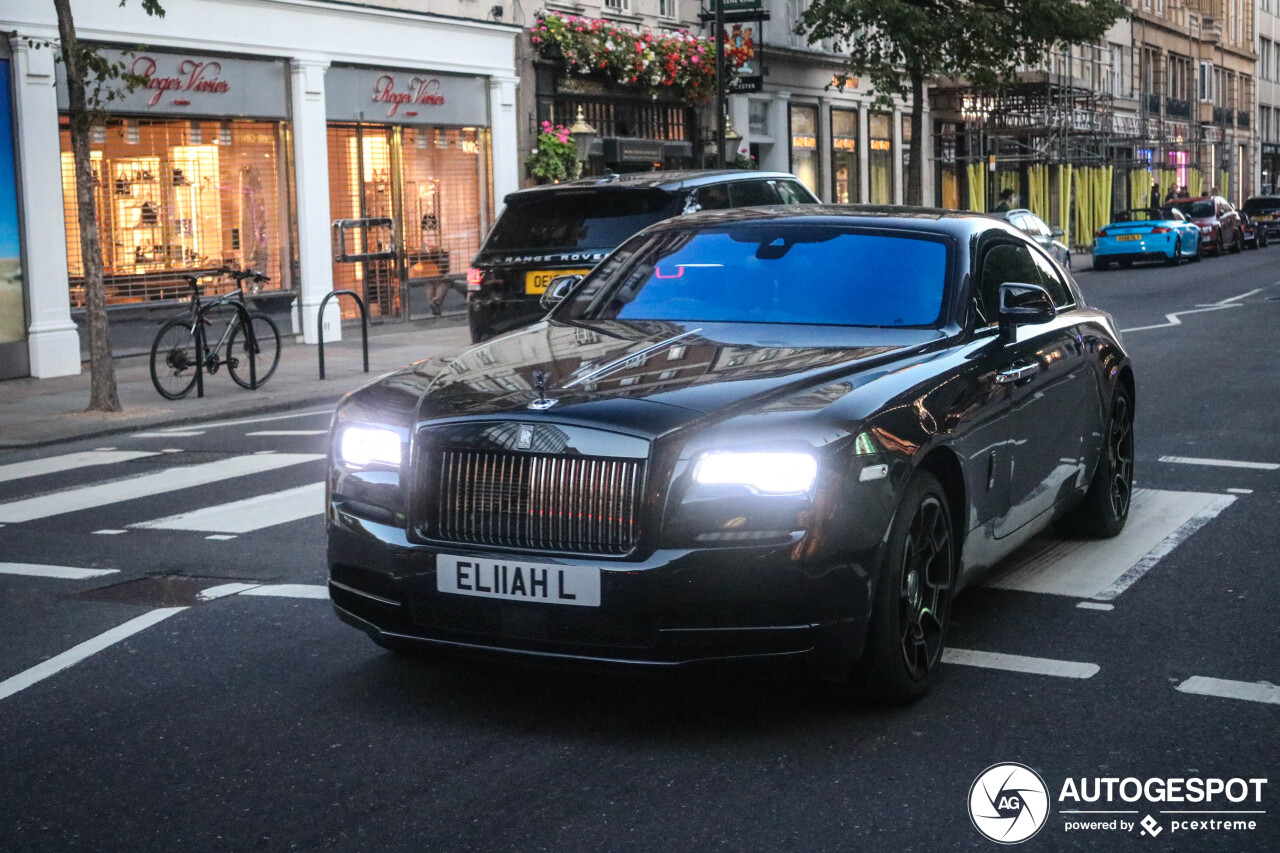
[1092,206,1201,270]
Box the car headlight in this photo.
[338,425,402,467]
[693,451,818,495]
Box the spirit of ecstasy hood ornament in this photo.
[528,369,557,410]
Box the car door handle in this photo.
[996,363,1040,384]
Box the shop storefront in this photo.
[324,67,492,321]
[1263,143,1280,194]
[831,107,859,203]
[55,49,295,307]
[869,112,895,204]
[0,47,25,379]
[789,103,819,196]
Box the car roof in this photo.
[641,204,1004,239]
[504,170,803,202]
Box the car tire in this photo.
[852,471,955,704]
[1230,231,1243,253]
[1092,257,1108,271]
[1165,238,1181,265]
[1062,385,1134,539]
[1191,239,1203,262]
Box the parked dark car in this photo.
[1240,211,1270,250]
[466,171,818,342]
[1181,195,1243,255]
[1242,196,1280,240]
[328,206,1134,703]
[990,208,1071,268]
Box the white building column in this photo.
[727,94,750,160]
[892,107,904,205]
[11,37,80,378]
[818,97,833,202]
[920,102,934,205]
[762,92,790,173]
[858,103,871,203]
[489,75,519,217]
[290,58,338,344]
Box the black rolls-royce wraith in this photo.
[327,206,1134,702]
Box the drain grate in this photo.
[68,574,255,606]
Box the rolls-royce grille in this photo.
[430,450,645,555]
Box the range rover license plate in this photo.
[436,554,601,607]
[525,269,591,295]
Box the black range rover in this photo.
[466,170,817,342]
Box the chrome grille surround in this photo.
[425,449,646,556]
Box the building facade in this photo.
[1,0,519,380]
[1258,0,1280,192]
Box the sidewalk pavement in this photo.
[0,317,473,449]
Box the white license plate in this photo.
[436,554,601,607]
[1116,234,1142,242]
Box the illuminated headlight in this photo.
[338,425,402,467]
[693,451,818,495]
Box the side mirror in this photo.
[1050,227,1065,238]
[539,274,583,311]
[998,281,1056,341]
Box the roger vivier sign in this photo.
[326,67,488,127]
[56,48,288,119]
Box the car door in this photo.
[1218,198,1240,245]
[975,241,1095,539]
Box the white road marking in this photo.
[205,534,238,540]
[92,530,127,535]
[943,648,1100,679]
[1120,303,1241,333]
[161,449,183,454]
[1176,676,1280,706]
[0,562,118,580]
[0,607,187,702]
[198,582,260,601]
[1227,488,1253,494]
[175,409,331,432]
[1159,455,1279,471]
[93,447,115,451]
[1076,601,1114,611]
[240,584,328,599]
[132,482,324,534]
[132,431,205,438]
[990,489,1230,599]
[1213,287,1264,305]
[0,450,160,485]
[0,454,323,523]
[246,430,328,437]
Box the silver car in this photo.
[993,208,1071,269]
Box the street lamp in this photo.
[569,106,598,168]
[723,114,743,165]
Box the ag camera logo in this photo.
[969,763,1050,844]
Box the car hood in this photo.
[360,320,943,439]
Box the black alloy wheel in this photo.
[1063,386,1134,538]
[855,471,955,703]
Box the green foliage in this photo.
[525,123,582,182]
[798,0,1129,100]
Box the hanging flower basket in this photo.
[530,11,739,105]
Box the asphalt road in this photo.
[1,247,1277,852]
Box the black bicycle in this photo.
[149,268,282,400]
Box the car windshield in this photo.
[483,190,677,252]
[1186,201,1215,218]
[563,225,949,328]
[1243,197,1280,214]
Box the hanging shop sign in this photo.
[1110,113,1141,137]
[326,67,489,126]
[726,20,763,94]
[55,48,288,118]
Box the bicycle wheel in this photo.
[227,313,281,389]
[150,318,200,400]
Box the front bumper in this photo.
[327,514,872,676]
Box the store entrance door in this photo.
[328,123,406,321]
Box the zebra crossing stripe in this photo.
[0,454,323,523]
[0,450,161,485]
[131,483,325,533]
[0,563,118,580]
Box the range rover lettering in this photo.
[328,206,1134,702]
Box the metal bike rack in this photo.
[317,290,369,380]
[194,300,258,398]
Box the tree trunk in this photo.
[906,67,925,207]
[54,0,120,412]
